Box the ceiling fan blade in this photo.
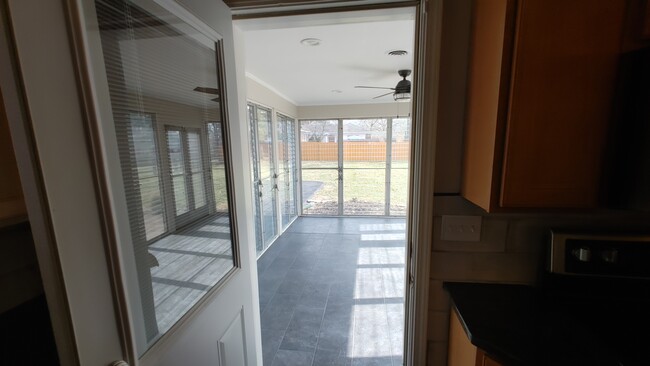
[194,86,219,94]
[373,92,394,99]
[355,86,395,90]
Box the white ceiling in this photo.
[237,8,416,106]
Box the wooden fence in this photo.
[301,141,410,161]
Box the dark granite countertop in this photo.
[444,282,631,366]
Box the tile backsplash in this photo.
[426,195,650,366]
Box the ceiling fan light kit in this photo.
[393,92,410,101]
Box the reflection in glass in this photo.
[129,113,165,239]
[167,129,189,216]
[187,130,206,208]
[207,122,229,212]
[94,0,237,354]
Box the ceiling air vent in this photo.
[387,50,408,56]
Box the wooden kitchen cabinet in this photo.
[461,0,627,212]
[0,88,27,225]
[448,310,503,366]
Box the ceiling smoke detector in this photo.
[387,49,408,56]
[300,38,322,47]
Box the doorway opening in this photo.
[237,5,416,365]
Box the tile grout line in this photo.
[309,284,332,366]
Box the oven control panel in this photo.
[548,231,650,278]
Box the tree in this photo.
[301,120,335,142]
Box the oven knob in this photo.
[572,247,591,262]
[601,249,619,264]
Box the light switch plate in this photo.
[440,215,482,242]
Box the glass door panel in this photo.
[129,113,166,240]
[390,118,411,216]
[301,169,339,215]
[166,128,190,216]
[248,105,264,254]
[342,119,388,215]
[249,104,277,254]
[187,129,207,209]
[92,0,238,354]
[277,114,298,228]
[300,119,340,215]
[207,122,229,212]
[257,107,277,244]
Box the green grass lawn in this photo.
[301,161,409,215]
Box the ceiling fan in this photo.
[355,69,411,100]
[193,86,220,102]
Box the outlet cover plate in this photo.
[441,215,482,242]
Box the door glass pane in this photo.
[342,119,387,215]
[277,114,297,228]
[390,118,411,216]
[167,129,189,215]
[129,113,165,239]
[187,130,206,208]
[94,0,238,354]
[247,105,264,255]
[207,122,229,212]
[300,119,339,215]
[302,169,339,215]
[255,107,277,245]
[300,120,339,168]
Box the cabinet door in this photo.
[500,0,626,208]
[476,349,502,366]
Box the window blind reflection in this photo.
[94,0,237,354]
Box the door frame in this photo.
[0,2,79,364]
[233,0,441,364]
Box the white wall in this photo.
[298,102,411,119]
[246,76,298,118]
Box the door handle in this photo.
[111,362,129,366]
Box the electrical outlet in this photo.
[440,215,482,242]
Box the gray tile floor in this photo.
[257,217,406,366]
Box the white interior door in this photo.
[4,0,261,365]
